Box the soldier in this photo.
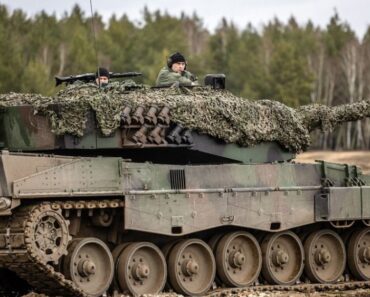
[156,52,198,87]
[95,67,110,87]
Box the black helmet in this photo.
[167,52,186,68]
[95,67,110,78]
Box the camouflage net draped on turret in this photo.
[1,81,370,152]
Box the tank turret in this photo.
[0,103,293,164]
[1,79,369,164]
[2,78,370,297]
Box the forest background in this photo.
[0,4,370,150]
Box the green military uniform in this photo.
[156,67,197,87]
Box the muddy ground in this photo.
[207,289,370,296]
[22,289,370,297]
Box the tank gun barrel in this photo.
[55,71,142,86]
[298,100,370,132]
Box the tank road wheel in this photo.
[63,238,114,297]
[162,240,181,260]
[168,239,216,296]
[348,228,370,280]
[209,233,224,253]
[112,243,131,263]
[111,243,131,291]
[115,242,167,295]
[162,240,181,290]
[208,233,224,285]
[215,231,262,287]
[304,229,346,283]
[25,204,70,264]
[261,231,304,285]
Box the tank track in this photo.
[109,281,370,297]
[205,281,370,296]
[2,200,370,297]
[0,200,123,297]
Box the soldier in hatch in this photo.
[95,67,110,87]
[156,52,198,87]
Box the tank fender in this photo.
[315,186,370,221]
[12,157,123,199]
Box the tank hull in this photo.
[1,151,370,296]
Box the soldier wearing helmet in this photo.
[95,67,110,87]
[156,52,197,87]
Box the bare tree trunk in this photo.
[341,40,358,149]
[262,36,272,74]
[307,47,326,149]
[42,46,48,66]
[308,47,325,104]
[182,17,209,55]
[322,132,328,150]
[355,121,364,148]
[335,127,345,150]
[58,43,66,76]
[357,43,366,148]
[317,48,324,102]
[323,65,335,149]
[364,119,370,149]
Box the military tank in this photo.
[1,73,370,297]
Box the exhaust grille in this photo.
[170,169,186,190]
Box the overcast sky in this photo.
[1,0,369,38]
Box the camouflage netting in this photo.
[1,80,370,152]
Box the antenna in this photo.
[89,0,101,87]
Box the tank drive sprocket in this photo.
[24,203,70,264]
[0,203,87,297]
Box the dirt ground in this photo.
[295,150,370,174]
[208,290,370,297]
[22,291,370,297]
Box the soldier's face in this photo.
[95,76,109,86]
[171,62,186,73]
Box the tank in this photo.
[1,76,370,297]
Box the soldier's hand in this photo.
[170,81,180,88]
[190,74,197,82]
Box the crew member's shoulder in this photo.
[158,67,181,79]
[158,66,170,75]
[183,70,193,77]
[183,70,197,81]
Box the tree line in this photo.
[0,4,370,150]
